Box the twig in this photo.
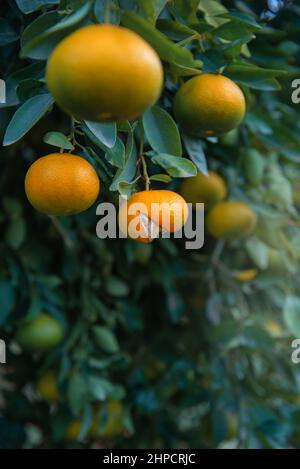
[211,239,225,265]
[139,120,150,191]
[48,215,74,248]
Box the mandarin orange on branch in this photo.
[118,190,188,243]
[174,73,246,137]
[46,25,163,122]
[25,153,100,216]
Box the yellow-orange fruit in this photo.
[65,401,124,441]
[174,73,246,137]
[36,370,59,402]
[207,201,257,240]
[46,25,163,122]
[265,319,283,338]
[90,400,124,438]
[234,269,258,282]
[118,190,188,243]
[25,153,100,216]
[180,171,227,209]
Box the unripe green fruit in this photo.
[16,313,64,351]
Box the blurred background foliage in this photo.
[0,0,300,449]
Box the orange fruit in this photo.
[118,190,188,243]
[25,153,100,216]
[15,313,64,351]
[90,400,124,439]
[265,319,283,338]
[207,201,257,240]
[180,170,227,209]
[65,401,124,441]
[234,269,258,282]
[65,419,82,441]
[36,370,59,402]
[174,73,246,137]
[46,24,163,122]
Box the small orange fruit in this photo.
[90,400,124,439]
[174,73,246,137]
[180,171,227,209]
[207,201,257,240]
[118,190,188,243]
[265,319,283,338]
[65,419,82,441]
[65,400,124,441]
[46,25,163,122]
[25,153,100,216]
[234,269,258,282]
[36,370,59,402]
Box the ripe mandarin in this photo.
[207,201,257,240]
[46,25,163,122]
[174,74,246,137]
[25,153,100,216]
[118,190,188,243]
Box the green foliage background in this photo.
[1,0,300,449]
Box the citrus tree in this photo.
[1,0,300,449]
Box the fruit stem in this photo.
[104,0,111,23]
[139,120,150,191]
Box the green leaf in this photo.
[244,149,265,186]
[5,217,26,249]
[110,132,137,191]
[149,174,172,183]
[212,20,256,41]
[198,0,228,26]
[16,0,59,14]
[265,166,293,208]
[143,106,182,156]
[84,121,117,149]
[151,153,197,177]
[0,282,15,325]
[136,0,168,23]
[118,179,138,198]
[219,11,261,30]
[87,376,112,401]
[83,147,113,184]
[78,404,93,440]
[16,79,46,102]
[157,19,198,41]
[105,138,126,169]
[284,297,300,337]
[21,3,91,59]
[169,62,202,77]
[225,63,286,89]
[182,134,208,175]
[3,94,54,146]
[121,10,197,67]
[93,325,120,353]
[68,372,88,416]
[105,276,129,297]
[2,63,45,108]
[199,49,227,73]
[0,19,19,46]
[171,0,201,23]
[43,131,74,150]
[245,237,269,269]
